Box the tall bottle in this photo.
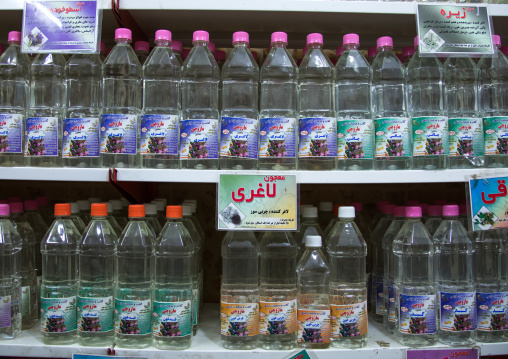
[101,28,142,168]
[143,203,162,237]
[371,36,411,170]
[259,32,298,170]
[220,31,259,170]
[77,200,91,225]
[69,202,87,233]
[106,202,123,237]
[110,199,128,228]
[221,231,259,349]
[298,33,335,171]
[23,200,48,281]
[424,205,442,237]
[181,30,220,169]
[141,30,181,169]
[294,206,323,257]
[336,33,374,171]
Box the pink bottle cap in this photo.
[459,203,467,215]
[421,203,428,214]
[501,46,508,56]
[406,206,422,218]
[394,206,406,217]
[406,200,419,206]
[343,33,359,46]
[307,33,323,46]
[172,40,182,52]
[443,204,459,217]
[10,202,23,213]
[215,50,226,60]
[271,31,288,44]
[8,31,21,43]
[0,204,9,216]
[376,200,389,210]
[377,36,393,49]
[233,31,249,44]
[8,196,22,203]
[135,41,149,52]
[193,30,209,43]
[36,196,49,206]
[182,48,190,59]
[493,35,501,47]
[402,46,415,57]
[209,42,215,53]
[368,46,378,58]
[24,200,38,211]
[351,202,363,212]
[414,36,419,48]
[336,46,344,57]
[251,51,258,62]
[427,205,442,216]
[155,30,172,42]
[383,204,395,215]
[100,41,105,51]
[115,28,132,41]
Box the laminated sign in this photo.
[469,176,508,231]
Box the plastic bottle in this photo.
[220,230,259,349]
[144,203,162,237]
[367,47,378,65]
[23,200,48,280]
[369,200,389,231]
[68,202,85,233]
[336,33,374,171]
[402,46,415,67]
[101,28,142,168]
[434,205,476,345]
[323,205,339,239]
[0,31,30,167]
[424,205,442,237]
[106,202,123,237]
[220,31,259,170]
[351,202,372,277]
[134,41,150,65]
[153,206,194,349]
[372,36,411,170]
[181,30,220,169]
[115,205,154,348]
[327,206,368,348]
[77,203,116,346]
[318,201,334,230]
[182,200,205,240]
[40,204,80,345]
[171,41,183,65]
[141,30,181,169]
[152,200,165,226]
[393,206,437,346]
[259,231,298,349]
[77,200,91,225]
[259,32,298,170]
[110,199,128,228]
[298,33,335,171]
[294,206,323,257]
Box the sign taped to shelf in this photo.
[73,355,146,359]
[286,349,312,359]
[407,348,479,359]
[469,176,508,231]
[416,4,493,56]
[22,0,101,54]
[217,174,297,231]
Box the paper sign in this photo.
[407,348,479,359]
[217,174,297,231]
[22,0,100,53]
[469,176,508,231]
[287,349,312,359]
[417,4,493,56]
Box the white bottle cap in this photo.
[319,201,333,211]
[88,197,101,203]
[144,203,157,215]
[183,201,197,213]
[77,200,91,211]
[151,201,164,212]
[110,200,122,210]
[153,198,167,206]
[107,202,113,214]
[338,206,355,218]
[182,204,192,216]
[302,206,318,218]
[305,235,322,247]
[70,202,80,214]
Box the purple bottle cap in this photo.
[233,31,249,44]
[402,46,415,57]
[493,35,501,47]
[343,33,359,46]
[443,205,459,217]
[171,40,182,52]
[368,46,378,58]
[0,204,9,216]
[427,205,442,216]
[406,206,422,218]
[383,204,395,215]
[377,36,393,49]
[307,33,323,46]
[193,30,209,43]
[393,206,406,217]
[271,31,288,44]
[336,46,344,57]
[115,28,132,41]
[9,202,23,213]
[8,31,21,43]
[134,41,149,52]
[155,30,171,42]
[24,200,38,211]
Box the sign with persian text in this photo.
[469,176,508,230]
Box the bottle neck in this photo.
[155,40,171,47]
[339,218,354,223]
[166,218,182,223]
[271,41,287,49]
[0,215,9,220]
[9,41,21,47]
[11,212,24,219]
[55,215,70,220]
[91,216,107,220]
[234,42,249,48]
[115,38,131,45]
[128,217,145,221]
[444,215,459,220]
[344,43,359,51]
[406,217,422,222]
[378,45,393,53]
[307,43,322,50]
[193,40,208,47]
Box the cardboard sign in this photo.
[469,176,508,230]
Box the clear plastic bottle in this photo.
[434,205,476,345]
[144,203,162,237]
[327,206,368,348]
[23,200,48,281]
[77,203,116,346]
[351,202,372,274]
[259,231,298,349]
[259,32,298,170]
[103,203,121,238]
[0,31,30,167]
[141,30,181,169]
[294,206,323,258]
[134,41,150,65]
[424,205,442,237]
[336,33,374,171]
[318,201,334,230]
[69,202,87,233]
[298,33,335,171]
[220,31,259,170]
[182,201,205,240]
[101,28,142,168]
[115,205,154,348]
[110,199,128,228]
[221,230,259,349]
[77,200,91,226]
[40,204,79,345]
[372,36,411,170]
[171,41,183,65]
[181,30,220,169]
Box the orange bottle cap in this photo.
[128,204,145,218]
[91,203,108,217]
[54,203,71,216]
[166,205,183,218]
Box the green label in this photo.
[337,119,374,160]
[449,117,483,156]
[114,298,151,335]
[78,296,114,332]
[192,289,199,326]
[412,116,449,156]
[40,296,77,333]
[153,300,192,337]
[483,116,508,155]
[375,118,411,158]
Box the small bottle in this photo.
[77,200,91,225]
[367,47,378,65]
[110,199,128,228]
[69,202,87,233]
[402,46,415,67]
[134,41,150,65]
[106,202,123,237]
[318,201,334,230]
[144,203,162,237]
[171,41,183,65]
[293,206,323,258]
[23,200,48,281]
[424,205,443,237]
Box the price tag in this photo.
[407,348,479,359]
[287,349,312,359]
[469,176,508,231]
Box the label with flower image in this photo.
[330,301,368,338]
[220,302,259,337]
[220,117,258,159]
[40,296,77,333]
[24,117,58,156]
[449,118,483,157]
[0,114,22,153]
[412,116,449,156]
[259,118,296,158]
[62,118,100,158]
[374,118,411,158]
[388,285,397,323]
[483,117,508,156]
[153,300,192,337]
[439,291,476,332]
[179,119,219,159]
[140,115,179,155]
[297,309,330,343]
[0,296,11,328]
[337,119,374,160]
[114,299,151,335]
[476,292,508,332]
[399,294,436,335]
[100,114,137,155]
[77,296,114,333]
[299,117,336,158]
[259,299,297,335]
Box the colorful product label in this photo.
[100,114,137,155]
[192,289,198,326]
[0,114,22,153]
[299,117,336,158]
[440,291,477,332]
[376,281,384,315]
[259,299,297,335]
[0,296,11,328]
[399,294,436,335]
[449,118,483,156]
[483,116,508,155]
[375,117,411,158]
[40,296,77,333]
[297,309,330,343]
[140,115,179,155]
[412,116,449,156]
[153,300,192,337]
[476,292,508,332]
[62,118,100,158]
[21,286,31,317]
[330,301,368,338]
[259,118,296,158]
[337,119,374,160]
[77,296,114,333]
[388,285,397,322]
[179,119,219,159]
[114,299,151,335]
[220,302,259,337]
[24,117,58,156]
[220,117,258,159]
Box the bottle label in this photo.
[192,288,199,326]
[21,286,31,317]
[24,117,59,157]
[388,285,397,322]
[476,292,508,332]
[374,118,411,158]
[0,114,23,154]
[100,114,138,155]
[330,301,368,338]
[298,117,337,158]
[114,298,151,335]
[337,119,374,160]
[220,302,259,337]
[483,116,508,156]
[40,296,77,333]
[153,300,192,337]
[0,295,11,328]
[259,299,297,335]
[376,281,384,315]
[412,116,449,156]
[399,294,436,335]
[77,296,114,333]
[259,118,297,158]
[439,291,477,332]
[297,308,330,343]
[220,117,258,159]
[449,118,483,157]
[62,118,100,158]
[179,119,219,159]
[140,115,179,156]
